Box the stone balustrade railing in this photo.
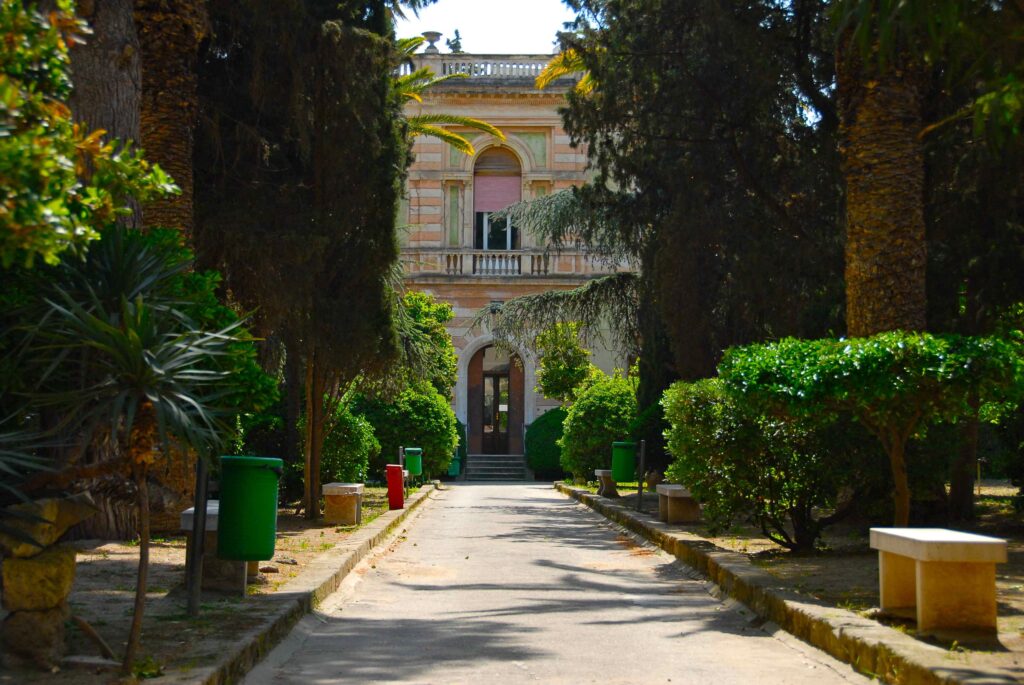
[399,54,574,84]
[402,248,614,278]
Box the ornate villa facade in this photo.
[401,45,622,477]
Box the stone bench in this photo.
[322,483,363,526]
[181,502,258,596]
[870,527,1008,632]
[656,484,700,524]
[594,469,619,498]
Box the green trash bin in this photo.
[611,441,636,483]
[404,448,423,477]
[447,456,460,478]
[217,456,282,561]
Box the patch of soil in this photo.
[0,487,393,683]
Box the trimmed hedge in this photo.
[525,407,567,479]
[663,379,883,551]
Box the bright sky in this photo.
[397,0,576,55]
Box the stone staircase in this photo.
[464,454,527,481]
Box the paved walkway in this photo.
[245,484,868,684]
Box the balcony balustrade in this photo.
[398,54,576,86]
[402,248,616,278]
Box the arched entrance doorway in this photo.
[467,345,524,454]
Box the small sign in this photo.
[498,404,508,412]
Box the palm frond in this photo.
[409,124,476,155]
[409,113,504,140]
[536,48,594,94]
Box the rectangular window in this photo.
[474,212,520,251]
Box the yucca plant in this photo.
[4,227,255,674]
[395,36,505,155]
[26,289,244,674]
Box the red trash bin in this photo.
[386,464,404,510]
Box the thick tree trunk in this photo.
[133,0,208,235]
[67,0,141,142]
[836,39,927,337]
[62,0,143,228]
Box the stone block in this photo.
[594,469,618,498]
[323,483,363,526]
[871,527,1007,632]
[1,545,76,611]
[0,494,97,558]
[1,603,69,669]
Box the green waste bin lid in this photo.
[220,456,283,468]
[612,441,636,448]
[404,448,422,456]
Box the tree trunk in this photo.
[121,401,157,675]
[836,37,927,337]
[949,397,981,522]
[66,0,140,141]
[133,0,208,235]
[888,437,912,527]
[121,462,150,675]
[303,358,315,518]
[284,335,303,470]
[65,0,143,229]
[303,353,325,520]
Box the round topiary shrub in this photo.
[525,407,567,480]
[559,373,637,481]
[354,381,459,479]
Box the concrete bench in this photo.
[870,527,1008,631]
[181,502,258,596]
[594,469,619,498]
[322,483,363,526]
[656,484,700,524]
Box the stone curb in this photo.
[153,485,437,685]
[555,482,1019,685]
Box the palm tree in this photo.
[396,36,505,155]
[831,1,943,337]
[133,0,208,235]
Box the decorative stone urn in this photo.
[0,494,97,669]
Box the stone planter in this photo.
[0,494,96,669]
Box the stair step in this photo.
[463,454,527,481]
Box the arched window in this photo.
[473,148,521,250]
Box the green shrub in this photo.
[355,381,458,478]
[534,323,597,403]
[718,332,1024,525]
[559,372,637,481]
[0,1,176,267]
[451,418,467,476]
[287,402,380,493]
[663,379,883,551]
[525,407,567,479]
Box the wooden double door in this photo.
[468,345,524,455]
